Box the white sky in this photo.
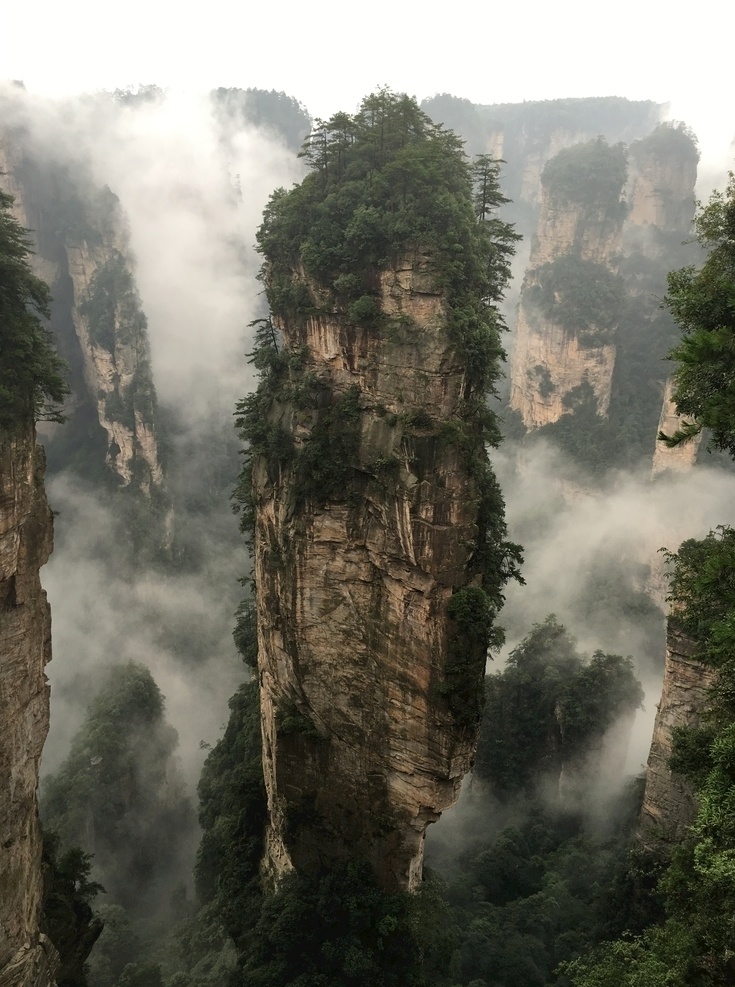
[3,0,734,173]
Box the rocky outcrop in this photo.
[651,379,702,476]
[0,426,59,987]
[254,250,489,892]
[509,126,698,442]
[638,628,716,848]
[509,142,625,428]
[63,235,164,493]
[625,129,698,234]
[0,128,165,497]
[510,310,616,427]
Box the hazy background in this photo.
[15,87,305,786]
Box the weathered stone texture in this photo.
[651,378,702,477]
[508,186,621,429]
[256,250,485,891]
[0,428,59,987]
[638,629,717,848]
[509,132,696,435]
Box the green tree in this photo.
[41,663,196,917]
[660,173,735,454]
[475,616,642,795]
[42,833,104,987]
[0,187,67,430]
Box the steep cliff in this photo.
[638,628,716,848]
[421,95,660,223]
[253,254,495,890]
[0,121,165,499]
[0,426,58,987]
[509,138,626,428]
[508,124,698,472]
[239,93,520,893]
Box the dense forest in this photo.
[2,82,735,987]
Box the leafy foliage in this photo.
[195,680,267,947]
[235,863,443,987]
[630,122,699,166]
[661,173,735,455]
[41,663,196,917]
[42,832,104,987]
[528,255,624,344]
[0,187,68,430]
[256,87,516,398]
[541,138,627,211]
[475,616,643,795]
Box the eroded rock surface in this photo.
[638,629,716,847]
[0,427,58,987]
[255,251,488,891]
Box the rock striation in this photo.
[638,628,716,848]
[254,251,493,892]
[0,425,59,987]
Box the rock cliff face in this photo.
[508,127,697,447]
[0,130,165,497]
[638,628,716,848]
[0,426,58,987]
[254,251,489,892]
[651,379,702,476]
[509,144,624,428]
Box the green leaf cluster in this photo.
[195,681,267,947]
[661,174,735,455]
[42,832,104,987]
[235,862,436,987]
[0,187,68,430]
[256,87,518,398]
[475,616,643,795]
[527,255,624,344]
[541,138,627,212]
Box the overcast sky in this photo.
[4,0,733,166]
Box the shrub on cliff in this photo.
[0,188,67,431]
[659,173,735,456]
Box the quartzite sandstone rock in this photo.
[0,427,59,987]
[638,628,717,847]
[255,250,488,891]
[509,131,697,435]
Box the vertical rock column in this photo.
[638,628,716,849]
[254,250,489,892]
[0,426,59,987]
